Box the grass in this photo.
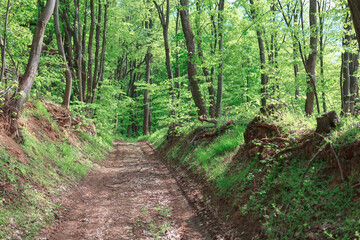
[0,102,112,239]
[134,203,172,239]
[151,111,360,239]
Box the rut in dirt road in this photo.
[47,141,210,240]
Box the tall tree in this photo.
[154,0,173,82]
[74,0,84,101]
[303,0,319,115]
[249,0,268,109]
[13,0,56,111]
[0,0,11,86]
[348,0,360,47]
[179,0,208,117]
[215,0,224,118]
[143,14,153,135]
[54,0,73,109]
[86,0,95,102]
[341,13,352,114]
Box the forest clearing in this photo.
[1,0,360,239]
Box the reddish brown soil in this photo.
[44,141,212,240]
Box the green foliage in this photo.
[249,159,360,239]
[161,121,360,239]
[148,128,168,149]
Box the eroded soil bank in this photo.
[43,141,213,240]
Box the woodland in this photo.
[0,0,359,134]
[0,0,360,239]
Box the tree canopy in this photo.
[0,0,359,136]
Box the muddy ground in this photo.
[43,141,220,240]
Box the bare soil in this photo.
[43,141,212,240]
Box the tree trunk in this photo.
[87,0,95,102]
[154,0,175,114]
[54,0,72,109]
[143,51,152,135]
[179,0,208,117]
[14,0,55,111]
[304,0,318,115]
[342,16,351,115]
[209,9,217,117]
[319,2,326,112]
[91,1,108,103]
[340,52,344,110]
[215,0,224,118]
[92,0,102,101]
[350,52,359,114]
[81,0,87,98]
[143,13,153,136]
[348,0,360,48]
[0,0,10,85]
[74,0,83,102]
[175,8,180,80]
[249,0,268,109]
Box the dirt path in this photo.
[45,141,211,240]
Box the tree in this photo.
[179,0,208,117]
[249,0,268,109]
[348,0,360,47]
[13,0,56,112]
[304,0,319,115]
[215,0,224,118]
[54,0,72,109]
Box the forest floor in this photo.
[42,141,215,240]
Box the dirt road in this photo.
[45,141,211,239]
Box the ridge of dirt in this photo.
[43,141,213,240]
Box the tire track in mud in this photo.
[44,141,211,240]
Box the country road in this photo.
[45,141,211,240]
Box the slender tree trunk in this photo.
[215,0,224,118]
[81,0,87,98]
[91,1,108,103]
[1,0,11,85]
[208,8,217,117]
[348,0,360,48]
[319,3,326,112]
[13,0,56,111]
[154,0,176,115]
[174,7,181,105]
[249,0,268,109]
[154,0,173,81]
[62,13,75,78]
[86,0,95,102]
[175,8,180,80]
[304,0,318,115]
[0,33,6,83]
[179,0,208,117]
[350,52,359,113]
[92,0,102,100]
[293,44,299,99]
[195,1,216,118]
[74,0,83,101]
[54,0,72,109]
[342,15,351,114]
[143,51,152,135]
[340,52,344,109]
[293,9,300,100]
[143,13,153,136]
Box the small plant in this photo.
[154,204,172,218]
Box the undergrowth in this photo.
[0,101,112,239]
[148,111,360,239]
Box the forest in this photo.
[0,0,360,239]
